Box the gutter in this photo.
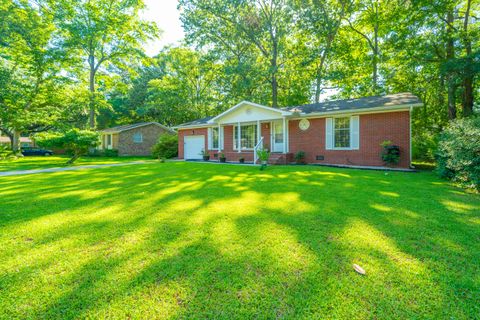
[287,103,423,119]
[173,103,423,130]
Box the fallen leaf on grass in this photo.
[353,264,366,275]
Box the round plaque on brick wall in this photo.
[299,119,310,131]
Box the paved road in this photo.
[0,161,154,177]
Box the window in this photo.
[133,132,143,143]
[325,116,359,150]
[334,117,350,148]
[234,124,257,150]
[209,127,219,149]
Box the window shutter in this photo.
[326,118,333,150]
[350,116,360,150]
[207,128,212,149]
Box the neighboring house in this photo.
[0,132,35,148]
[174,93,422,168]
[99,122,175,156]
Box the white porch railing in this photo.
[253,136,264,165]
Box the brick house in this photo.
[174,93,422,168]
[99,122,175,156]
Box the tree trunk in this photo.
[66,152,81,164]
[89,54,96,129]
[271,42,278,108]
[372,3,379,92]
[373,29,378,91]
[463,76,474,116]
[446,10,456,120]
[462,0,474,117]
[12,129,21,155]
[314,36,333,103]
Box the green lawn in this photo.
[0,161,478,319]
[0,156,152,172]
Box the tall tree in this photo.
[294,0,353,102]
[0,0,67,152]
[180,0,293,107]
[52,0,159,128]
[141,47,220,126]
[459,0,477,116]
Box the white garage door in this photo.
[184,135,205,160]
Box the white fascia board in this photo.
[173,124,214,130]
[208,101,291,123]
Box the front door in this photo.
[272,120,284,153]
[106,134,112,150]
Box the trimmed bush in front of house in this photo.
[381,140,400,166]
[152,134,178,159]
[436,116,480,191]
[89,149,119,157]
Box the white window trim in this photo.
[326,115,360,151]
[133,132,143,143]
[233,123,258,151]
[208,127,221,150]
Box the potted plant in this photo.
[200,150,210,161]
[294,151,306,164]
[380,140,400,166]
[257,149,270,170]
[239,157,245,164]
[219,152,226,163]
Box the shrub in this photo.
[294,150,305,164]
[381,140,400,166]
[88,149,118,157]
[412,132,438,161]
[257,149,270,162]
[104,149,119,157]
[0,145,16,161]
[36,129,100,164]
[151,134,178,159]
[436,116,480,190]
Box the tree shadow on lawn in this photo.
[0,162,479,318]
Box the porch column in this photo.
[237,122,241,153]
[218,123,221,152]
[282,117,287,153]
[256,120,261,145]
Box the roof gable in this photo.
[209,101,291,124]
[100,122,174,134]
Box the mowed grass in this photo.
[0,156,152,172]
[0,161,479,319]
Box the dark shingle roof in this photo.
[175,93,421,128]
[176,116,215,127]
[100,122,171,133]
[285,92,421,114]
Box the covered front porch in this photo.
[207,101,293,164]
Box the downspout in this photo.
[409,106,413,168]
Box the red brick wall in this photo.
[118,124,172,156]
[178,128,208,159]
[179,123,271,161]
[178,112,411,168]
[288,111,411,168]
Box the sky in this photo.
[141,0,185,56]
